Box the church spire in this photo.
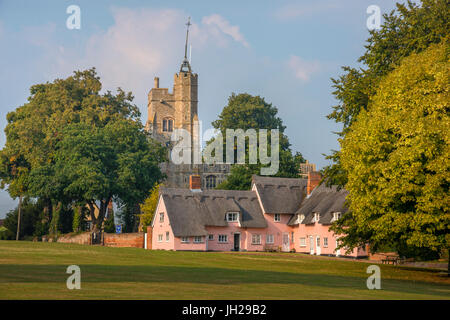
[180,17,192,73]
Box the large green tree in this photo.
[333,42,449,266]
[324,0,449,187]
[45,120,166,231]
[0,68,166,232]
[210,93,305,190]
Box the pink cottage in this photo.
[150,173,367,258]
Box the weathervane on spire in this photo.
[180,17,192,72]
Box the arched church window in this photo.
[163,118,174,132]
[205,175,217,189]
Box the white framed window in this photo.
[181,237,189,243]
[226,212,239,222]
[252,234,261,245]
[314,213,320,222]
[193,236,203,243]
[166,231,170,241]
[158,234,163,242]
[274,214,281,222]
[298,214,305,223]
[159,212,164,223]
[266,234,274,244]
[299,237,306,247]
[324,237,328,248]
[333,212,342,221]
[291,232,294,244]
[316,237,320,247]
[218,234,228,243]
[208,234,214,241]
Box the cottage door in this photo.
[233,233,240,251]
[309,236,314,255]
[335,239,341,257]
[282,233,290,252]
[316,236,321,255]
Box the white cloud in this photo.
[202,14,249,48]
[13,8,250,120]
[275,1,339,20]
[42,8,250,108]
[287,55,321,82]
[81,8,184,97]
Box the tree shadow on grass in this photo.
[0,264,448,298]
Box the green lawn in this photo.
[0,241,449,299]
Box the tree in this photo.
[2,197,45,240]
[324,0,450,187]
[333,42,449,268]
[103,211,116,233]
[139,183,161,230]
[49,119,166,231]
[72,206,85,233]
[210,93,303,190]
[216,165,256,190]
[0,68,166,233]
[0,68,143,230]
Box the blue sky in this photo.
[0,0,401,216]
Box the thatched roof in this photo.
[159,188,267,237]
[251,175,307,214]
[159,176,349,237]
[288,184,349,226]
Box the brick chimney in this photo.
[154,77,159,88]
[189,175,202,191]
[307,171,322,196]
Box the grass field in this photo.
[0,241,449,299]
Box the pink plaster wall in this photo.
[151,199,176,250]
[292,222,368,257]
[152,192,368,258]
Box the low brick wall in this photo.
[56,232,91,245]
[103,232,144,248]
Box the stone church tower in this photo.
[146,65,198,145]
[146,18,230,189]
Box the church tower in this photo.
[146,17,230,189]
[146,17,198,146]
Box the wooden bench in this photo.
[381,255,400,265]
[264,245,280,252]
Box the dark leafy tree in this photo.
[211,93,304,190]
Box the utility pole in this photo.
[15,194,22,241]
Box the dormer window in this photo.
[274,214,281,222]
[332,212,342,222]
[162,118,173,132]
[298,214,305,223]
[226,212,239,222]
[314,213,320,222]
